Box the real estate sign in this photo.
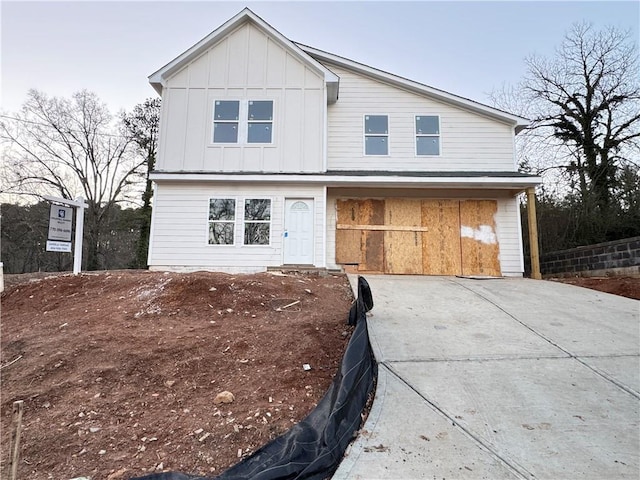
[47,204,73,252]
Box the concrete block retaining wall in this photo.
[540,236,640,277]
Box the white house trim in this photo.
[149,8,339,102]
[150,172,541,191]
[297,43,529,133]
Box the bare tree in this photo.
[122,97,161,268]
[523,23,640,209]
[0,89,145,270]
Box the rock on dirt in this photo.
[214,391,235,405]
[1,269,354,480]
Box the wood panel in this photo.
[335,199,360,264]
[422,200,462,275]
[459,200,501,276]
[358,199,385,272]
[384,199,423,274]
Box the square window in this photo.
[417,136,440,156]
[209,223,234,245]
[213,123,238,143]
[248,101,273,121]
[209,199,236,221]
[416,116,439,135]
[365,115,388,134]
[245,199,271,221]
[365,136,388,155]
[248,123,272,143]
[244,223,270,245]
[214,101,239,120]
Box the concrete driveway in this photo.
[334,275,640,480]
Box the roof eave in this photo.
[297,43,529,130]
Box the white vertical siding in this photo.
[148,182,325,273]
[495,196,525,276]
[322,63,516,172]
[157,22,326,174]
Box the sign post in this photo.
[43,195,88,275]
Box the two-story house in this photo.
[147,8,541,276]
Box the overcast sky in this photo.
[1,1,638,115]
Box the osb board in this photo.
[459,200,501,276]
[335,199,360,264]
[422,200,462,275]
[384,199,423,274]
[359,199,385,272]
[385,198,423,226]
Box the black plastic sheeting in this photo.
[133,276,377,480]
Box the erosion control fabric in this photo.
[133,276,377,480]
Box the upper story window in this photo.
[247,101,273,143]
[208,198,236,245]
[213,100,274,144]
[415,115,440,155]
[364,115,388,156]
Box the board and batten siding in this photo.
[157,22,326,174]
[325,188,524,276]
[148,182,326,273]
[322,63,516,172]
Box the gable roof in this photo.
[149,8,528,132]
[297,43,529,133]
[148,8,340,102]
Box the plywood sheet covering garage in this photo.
[421,200,462,275]
[335,198,501,276]
[358,199,385,272]
[384,198,423,274]
[459,200,501,276]
[335,200,360,264]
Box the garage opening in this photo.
[335,198,501,276]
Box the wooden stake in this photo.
[8,400,24,480]
[526,187,542,280]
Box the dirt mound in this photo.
[550,276,640,300]
[0,270,354,479]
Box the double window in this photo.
[213,100,273,144]
[415,115,440,155]
[208,198,271,246]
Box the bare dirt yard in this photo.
[1,270,354,480]
[550,276,640,300]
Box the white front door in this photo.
[283,198,314,265]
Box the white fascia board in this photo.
[298,43,529,131]
[149,172,542,190]
[149,9,339,101]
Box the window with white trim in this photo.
[212,100,273,144]
[243,199,271,245]
[415,115,440,155]
[213,101,239,143]
[364,115,388,155]
[247,101,273,143]
[208,199,236,245]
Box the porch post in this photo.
[526,187,542,280]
